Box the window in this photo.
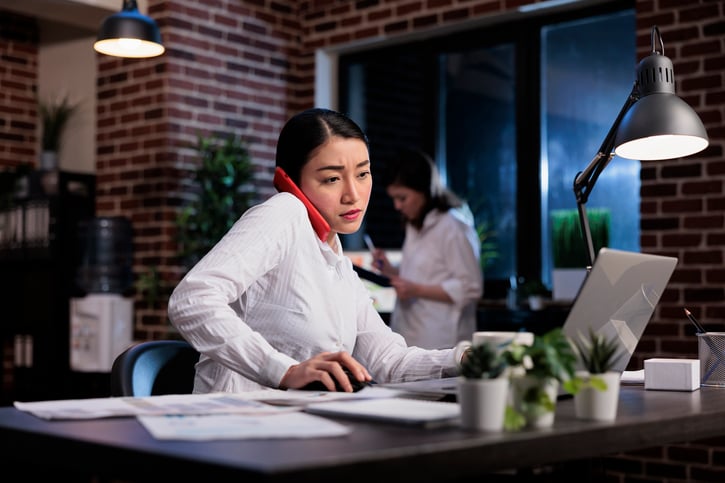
[340,2,635,299]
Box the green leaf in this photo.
[504,405,526,431]
[570,328,622,374]
[175,134,254,269]
[459,342,508,379]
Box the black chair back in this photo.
[111,340,199,397]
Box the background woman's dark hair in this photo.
[383,146,462,228]
[275,108,369,184]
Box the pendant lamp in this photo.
[94,0,164,58]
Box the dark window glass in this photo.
[339,2,635,299]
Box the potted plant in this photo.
[457,342,510,431]
[519,278,549,311]
[175,134,254,270]
[502,327,577,430]
[38,95,77,170]
[564,328,623,421]
[550,209,609,300]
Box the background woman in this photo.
[372,147,483,349]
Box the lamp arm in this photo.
[572,82,640,269]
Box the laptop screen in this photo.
[562,248,678,373]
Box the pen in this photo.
[364,234,383,270]
[684,308,706,334]
[363,234,375,252]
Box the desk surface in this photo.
[3,386,725,482]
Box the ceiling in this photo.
[2,0,118,40]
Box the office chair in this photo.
[110,340,199,397]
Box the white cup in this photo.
[455,331,534,363]
[472,331,534,350]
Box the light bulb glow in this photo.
[94,38,165,58]
[615,134,708,161]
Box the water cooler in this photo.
[70,217,134,372]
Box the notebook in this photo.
[304,398,460,428]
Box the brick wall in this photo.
[1,0,725,480]
[0,12,38,168]
[93,0,304,336]
[633,0,725,376]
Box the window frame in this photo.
[336,0,634,299]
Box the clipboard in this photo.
[352,264,392,287]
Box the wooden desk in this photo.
[2,386,725,482]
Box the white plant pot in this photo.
[509,375,559,428]
[573,371,620,421]
[457,376,509,432]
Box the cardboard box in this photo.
[644,358,700,391]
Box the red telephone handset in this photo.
[273,167,331,241]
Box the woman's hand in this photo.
[371,249,396,277]
[280,351,372,392]
[390,276,418,301]
[391,277,454,303]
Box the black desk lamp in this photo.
[94,0,165,58]
[572,25,708,269]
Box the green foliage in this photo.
[175,134,254,269]
[571,328,622,374]
[465,195,499,273]
[38,96,77,151]
[476,220,499,271]
[502,328,577,431]
[459,342,508,379]
[136,266,161,308]
[563,374,608,395]
[519,278,549,298]
[504,328,577,383]
[563,328,623,395]
[551,209,610,268]
[504,405,526,431]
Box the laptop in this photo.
[384,248,678,398]
[561,247,678,374]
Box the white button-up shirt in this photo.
[168,192,456,393]
[390,206,483,349]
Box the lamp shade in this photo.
[94,0,164,58]
[614,47,707,160]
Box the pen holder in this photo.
[697,332,725,387]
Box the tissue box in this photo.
[644,358,700,391]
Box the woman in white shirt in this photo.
[167,108,460,394]
[372,147,483,350]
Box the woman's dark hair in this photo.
[275,108,369,184]
[383,146,462,228]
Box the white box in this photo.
[644,358,700,391]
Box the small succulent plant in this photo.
[563,328,623,395]
[459,342,508,380]
[570,328,622,374]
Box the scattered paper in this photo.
[13,386,406,421]
[137,411,351,440]
[14,391,297,420]
[260,385,405,406]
